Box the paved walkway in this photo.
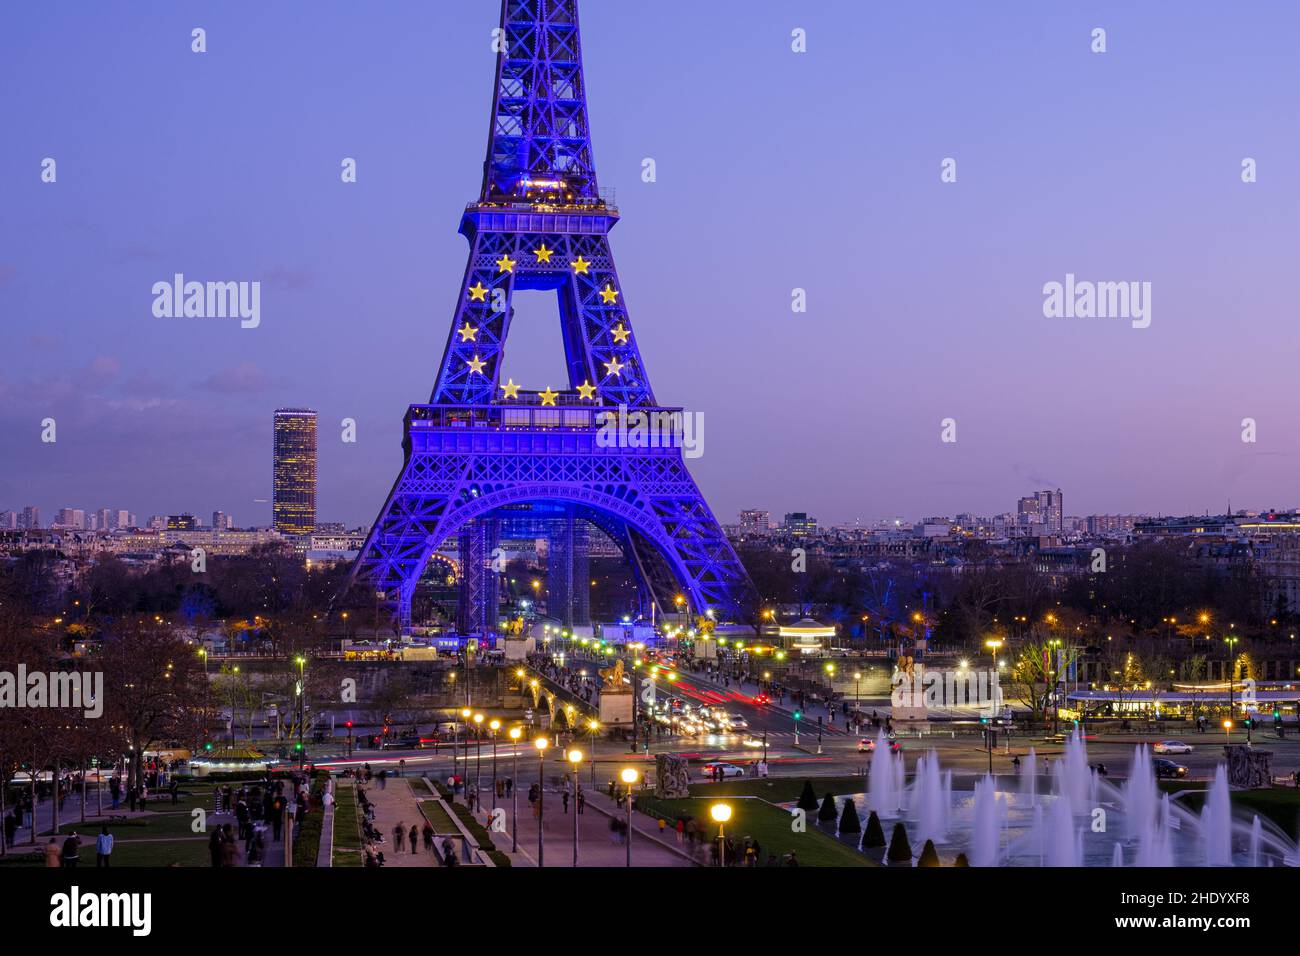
[359,777,438,867]
[467,771,693,868]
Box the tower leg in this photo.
[458,518,499,636]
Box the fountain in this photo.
[815,728,1297,866]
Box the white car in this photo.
[1152,740,1192,755]
[699,762,746,779]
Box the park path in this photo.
[473,771,694,868]
[361,776,438,866]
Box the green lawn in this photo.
[332,781,364,867]
[1173,786,1300,839]
[419,800,459,833]
[637,795,872,866]
[688,775,868,803]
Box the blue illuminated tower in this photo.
[353,0,753,634]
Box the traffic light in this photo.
[294,742,303,752]
[204,742,213,752]
[792,710,802,721]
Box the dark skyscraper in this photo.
[273,408,317,535]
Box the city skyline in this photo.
[4,2,1300,527]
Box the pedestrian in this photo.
[577,789,585,814]
[95,825,113,867]
[60,832,81,868]
[209,827,224,867]
[410,824,419,855]
[393,823,405,852]
[398,759,405,778]
[505,777,513,797]
[562,790,570,814]
[44,837,61,868]
[423,822,434,850]
[658,817,667,838]
[271,797,284,841]
[379,769,388,790]
[220,826,239,867]
[3,810,16,849]
[109,775,121,810]
[675,818,684,844]
[247,831,265,866]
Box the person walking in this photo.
[393,823,405,852]
[409,824,419,855]
[576,788,585,814]
[61,832,81,868]
[219,826,240,867]
[562,789,570,814]
[422,822,434,851]
[95,826,113,867]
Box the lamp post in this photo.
[985,639,1004,717]
[567,749,583,866]
[489,718,501,811]
[1225,636,1239,722]
[534,737,548,866]
[460,707,471,795]
[620,767,639,867]
[587,719,600,788]
[710,802,731,867]
[294,655,306,771]
[473,713,484,812]
[509,727,522,852]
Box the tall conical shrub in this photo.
[796,780,819,812]
[838,797,861,834]
[861,811,886,849]
[886,822,913,863]
[953,853,970,867]
[917,839,940,867]
[817,793,837,823]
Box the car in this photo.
[699,762,746,779]
[753,693,770,706]
[722,713,749,729]
[858,737,902,753]
[1153,758,1188,779]
[1152,740,1192,755]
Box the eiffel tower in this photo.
[352,0,754,635]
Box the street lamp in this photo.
[473,713,485,812]
[489,718,501,810]
[587,719,600,787]
[294,655,306,770]
[620,767,639,867]
[460,707,472,794]
[509,727,522,852]
[710,802,732,867]
[1225,636,1240,720]
[567,748,583,866]
[534,737,548,867]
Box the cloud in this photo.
[85,355,122,385]
[261,266,313,291]
[199,362,275,393]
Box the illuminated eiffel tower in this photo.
[352,0,753,635]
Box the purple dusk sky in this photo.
[2,1,1298,529]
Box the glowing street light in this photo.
[710,802,732,866]
[620,767,639,866]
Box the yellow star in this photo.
[496,254,516,274]
[539,386,559,406]
[576,380,597,400]
[457,322,478,342]
[599,284,619,305]
[466,355,487,375]
[610,323,631,344]
[534,244,554,263]
[571,256,590,275]
[500,378,521,399]
[603,356,625,377]
[467,282,488,302]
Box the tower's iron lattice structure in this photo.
[352,0,754,634]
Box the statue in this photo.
[655,753,690,798]
[598,658,625,689]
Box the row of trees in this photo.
[734,538,1281,652]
